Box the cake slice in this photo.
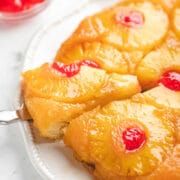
[22,60,141,139]
[64,100,178,179]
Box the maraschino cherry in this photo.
[122,127,146,151]
[116,10,144,28]
[52,60,100,78]
[159,71,180,91]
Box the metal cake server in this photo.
[0,97,31,125]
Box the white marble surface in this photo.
[0,0,88,179]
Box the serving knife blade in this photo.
[0,102,31,125]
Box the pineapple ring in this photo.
[22,63,107,103]
[122,0,180,14]
[23,63,141,104]
[150,0,180,13]
[57,1,169,58]
[101,1,169,51]
[132,85,180,112]
[173,8,180,38]
[55,41,143,74]
[64,101,175,178]
[136,32,180,90]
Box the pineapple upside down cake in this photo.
[22,0,180,179]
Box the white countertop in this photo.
[0,1,88,179]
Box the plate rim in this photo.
[19,121,54,180]
[18,0,120,179]
[18,7,89,180]
[19,16,60,180]
[18,0,94,177]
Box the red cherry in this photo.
[122,127,146,151]
[115,11,144,28]
[0,0,23,12]
[79,60,101,69]
[159,71,180,91]
[52,60,101,78]
[52,62,80,78]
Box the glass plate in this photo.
[20,0,120,179]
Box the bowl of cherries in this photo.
[0,0,51,22]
